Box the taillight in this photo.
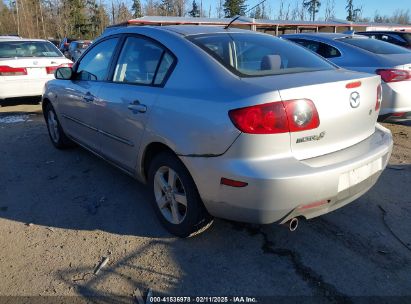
[0,65,27,76]
[46,63,73,74]
[284,99,320,132]
[376,69,411,83]
[228,99,320,134]
[376,84,382,111]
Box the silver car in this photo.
[282,33,411,121]
[42,26,393,237]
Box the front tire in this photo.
[45,103,73,149]
[148,151,213,237]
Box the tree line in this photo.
[0,0,409,39]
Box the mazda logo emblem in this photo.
[350,92,361,108]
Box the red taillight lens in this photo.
[46,63,73,74]
[0,65,27,76]
[376,69,411,83]
[228,101,288,134]
[228,99,320,134]
[376,84,382,111]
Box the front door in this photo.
[57,37,120,152]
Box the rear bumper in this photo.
[0,78,51,100]
[180,124,393,224]
[380,81,411,115]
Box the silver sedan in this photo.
[42,26,393,237]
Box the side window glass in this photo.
[154,52,174,85]
[318,42,341,58]
[113,37,174,85]
[297,40,320,53]
[75,38,119,81]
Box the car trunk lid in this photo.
[241,69,381,160]
[280,75,380,160]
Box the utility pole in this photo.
[15,0,20,36]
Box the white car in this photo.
[0,39,72,105]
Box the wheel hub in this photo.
[165,186,174,201]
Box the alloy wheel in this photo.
[153,166,188,225]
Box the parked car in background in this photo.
[58,37,75,57]
[48,39,60,47]
[43,26,392,237]
[356,31,411,49]
[282,33,411,121]
[0,35,22,40]
[0,39,72,105]
[67,40,92,62]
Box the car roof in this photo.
[0,38,50,43]
[357,31,409,34]
[282,32,369,40]
[105,25,258,37]
[160,25,256,36]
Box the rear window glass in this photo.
[77,43,91,49]
[0,41,62,58]
[402,33,411,44]
[188,33,335,77]
[338,37,410,54]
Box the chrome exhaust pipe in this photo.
[288,217,299,232]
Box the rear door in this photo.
[57,37,120,152]
[96,35,176,171]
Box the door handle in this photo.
[128,100,147,113]
[83,93,95,103]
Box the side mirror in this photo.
[55,67,73,80]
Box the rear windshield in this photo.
[338,37,411,54]
[76,42,91,49]
[188,33,335,77]
[401,33,411,44]
[0,41,63,58]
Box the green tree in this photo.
[346,0,353,21]
[223,0,247,18]
[132,0,143,18]
[160,0,174,16]
[188,0,200,17]
[303,0,320,21]
[346,0,362,22]
[64,0,88,38]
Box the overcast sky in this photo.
[189,0,411,20]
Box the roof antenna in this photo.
[225,0,267,30]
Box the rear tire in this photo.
[44,103,73,149]
[148,151,213,237]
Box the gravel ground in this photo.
[0,104,410,303]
